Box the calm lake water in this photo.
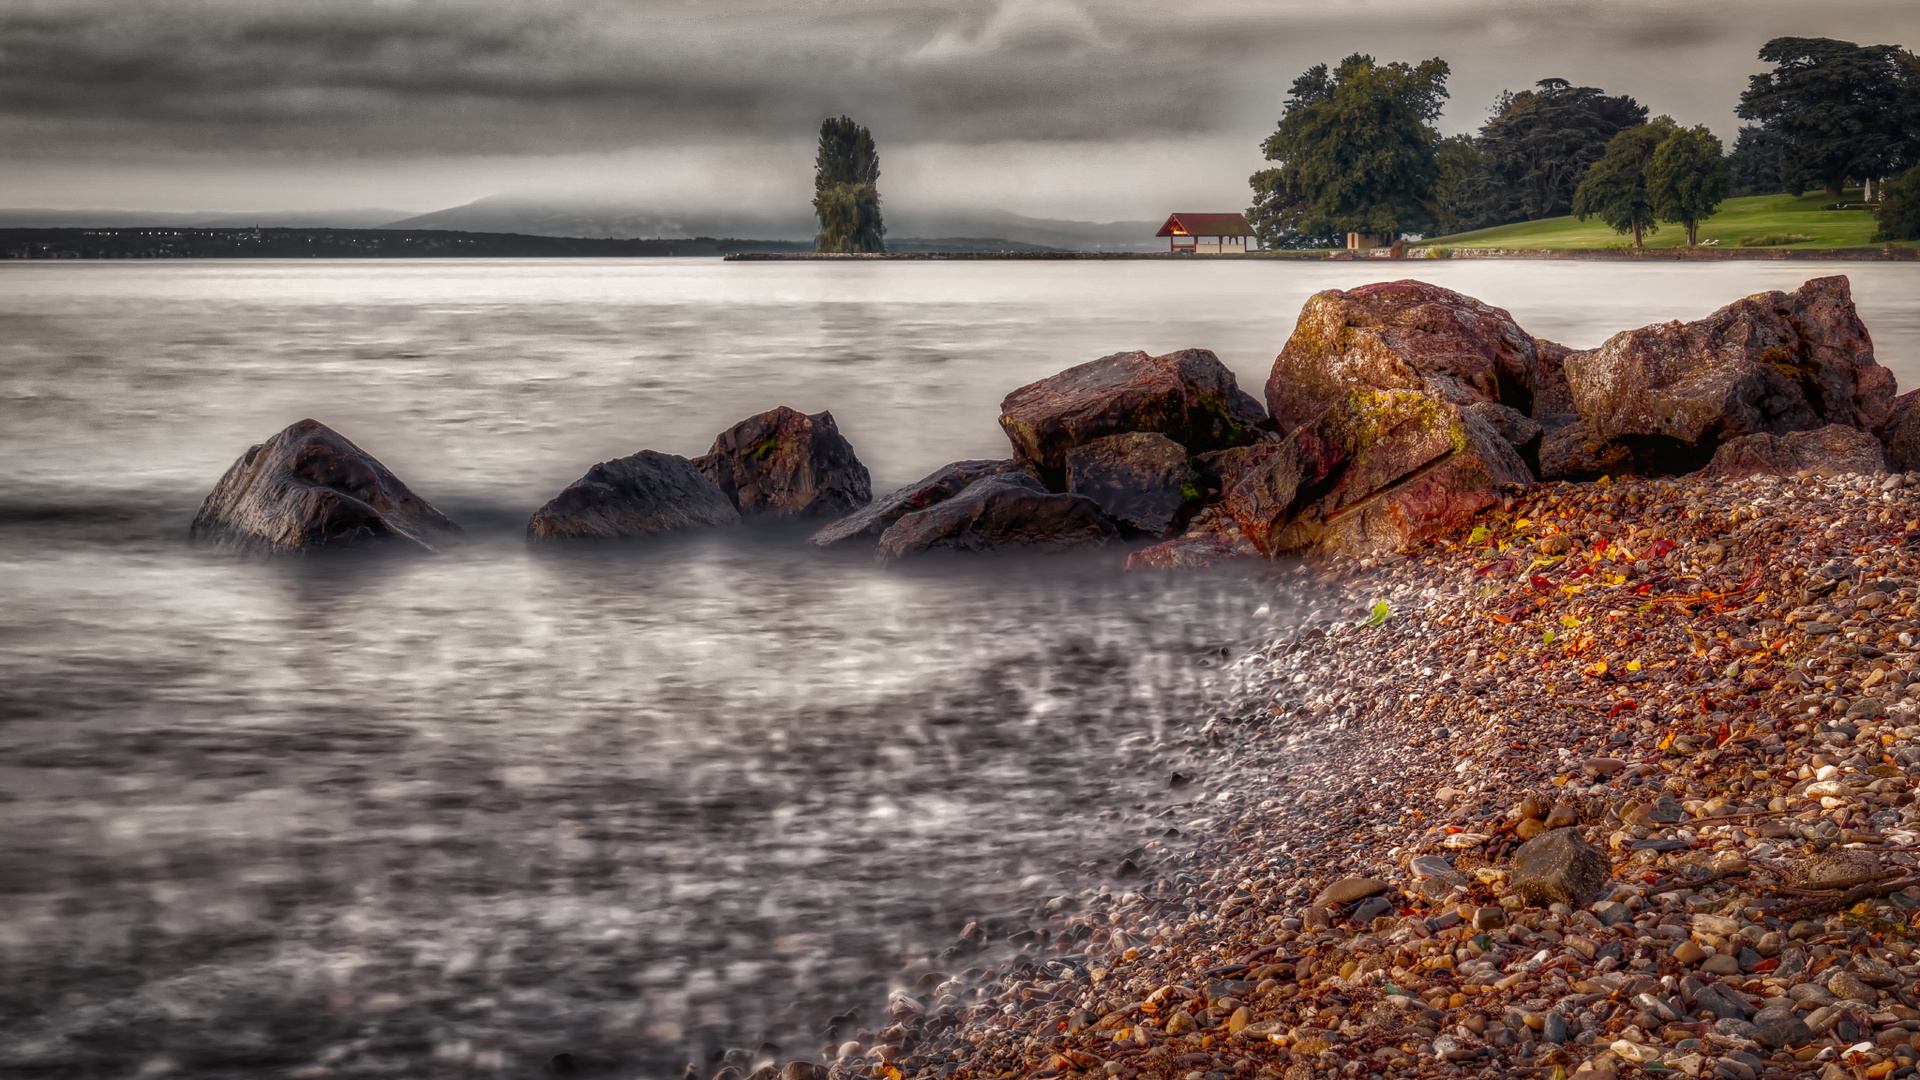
[1,259,1916,1079]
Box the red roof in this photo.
[1156,213,1254,238]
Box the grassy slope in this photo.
[1419,191,1888,250]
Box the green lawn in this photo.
[1418,191,1888,250]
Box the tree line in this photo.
[1248,37,1920,248]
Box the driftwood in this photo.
[1775,873,1920,920]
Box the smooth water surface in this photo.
[1,258,1917,1078]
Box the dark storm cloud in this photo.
[2,0,1917,161]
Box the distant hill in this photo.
[385,196,1162,252]
[0,228,810,260]
[0,208,412,229]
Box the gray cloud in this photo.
[1,0,1916,213]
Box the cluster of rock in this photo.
[190,275,1915,573]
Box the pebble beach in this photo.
[793,466,1920,1080]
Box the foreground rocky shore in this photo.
[775,467,1920,1080]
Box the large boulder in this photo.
[694,407,872,519]
[189,418,459,554]
[1065,432,1199,537]
[1700,424,1889,480]
[1123,506,1258,570]
[1508,827,1611,908]
[874,473,1118,558]
[1462,400,1544,479]
[1225,388,1532,557]
[1558,275,1893,476]
[527,450,740,540]
[810,459,1031,548]
[998,348,1266,488]
[1880,389,1920,472]
[1265,280,1558,436]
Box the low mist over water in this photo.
[2,259,1919,1077]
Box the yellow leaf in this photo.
[1584,661,1609,676]
[1514,518,1533,529]
[1626,659,1642,672]
[1658,732,1674,751]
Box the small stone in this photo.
[1517,795,1549,821]
[1753,1014,1815,1049]
[1227,1007,1251,1034]
[1516,817,1548,840]
[1702,953,1743,975]
[1544,801,1580,829]
[1543,1013,1568,1044]
[1473,906,1507,930]
[1539,534,1575,555]
[1829,971,1878,1003]
[1313,877,1387,908]
[1510,827,1612,908]
[1582,757,1627,777]
[1673,940,1709,965]
[1590,900,1633,927]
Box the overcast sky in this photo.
[3,0,1917,219]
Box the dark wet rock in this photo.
[694,407,871,519]
[1065,432,1199,537]
[1463,400,1545,478]
[1508,827,1611,908]
[1225,388,1532,557]
[998,348,1266,488]
[810,459,1029,548]
[1539,417,1639,482]
[1194,443,1283,499]
[1265,279,1560,435]
[190,418,459,554]
[1700,424,1888,479]
[1560,275,1893,476]
[527,450,740,540]
[874,473,1118,558]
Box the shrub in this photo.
[1738,232,1814,247]
[1874,164,1920,242]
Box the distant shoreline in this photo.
[733,247,1920,261]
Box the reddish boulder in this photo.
[1701,425,1888,480]
[1265,280,1557,436]
[527,450,740,540]
[1560,275,1893,476]
[190,418,459,554]
[810,459,1030,548]
[1123,506,1259,570]
[875,474,1118,558]
[1226,389,1531,557]
[998,348,1266,488]
[694,407,872,519]
[1880,390,1920,472]
[1537,417,1633,483]
[1065,432,1200,537]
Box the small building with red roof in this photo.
[1155,212,1257,254]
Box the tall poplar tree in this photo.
[813,117,885,254]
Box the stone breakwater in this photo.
[766,468,1920,1080]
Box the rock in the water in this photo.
[190,418,459,554]
[875,474,1118,558]
[527,450,740,540]
[1559,275,1893,476]
[998,348,1266,488]
[1265,279,1560,436]
[1065,431,1199,537]
[1122,506,1258,570]
[1226,388,1533,557]
[810,459,1028,548]
[1700,424,1888,479]
[694,407,872,519]
[1508,826,1611,908]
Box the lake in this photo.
[0,258,1915,1079]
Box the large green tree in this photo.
[813,116,885,253]
[1646,125,1732,246]
[1465,79,1648,225]
[1571,117,1679,248]
[1738,37,1908,198]
[1246,53,1450,247]
[1729,124,1793,196]
[1425,134,1486,236]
